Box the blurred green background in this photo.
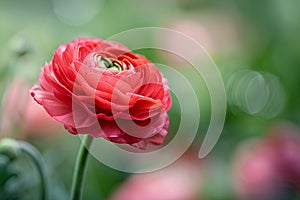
[0,0,300,199]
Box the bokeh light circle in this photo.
[226,69,286,118]
[52,0,103,26]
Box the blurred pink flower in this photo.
[109,154,205,200]
[156,12,242,66]
[1,78,62,138]
[232,123,300,199]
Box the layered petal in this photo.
[31,38,172,148]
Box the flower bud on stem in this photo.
[0,138,47,200]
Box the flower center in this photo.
[94,54,123,71]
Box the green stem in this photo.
[70,135,93,200]
[19,141,47,200]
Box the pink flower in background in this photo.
[156,12,242,66]
[31,38,171,148]
[266,125,300,190]
[1,78,62,138]
[232,123,300,200]
[109,154,205,200]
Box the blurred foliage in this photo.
[0,154,41,200]
[0,156,19,199]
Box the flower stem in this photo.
[18,141,47,200]
[70,135,93,200]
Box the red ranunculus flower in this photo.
[31,38,171,148]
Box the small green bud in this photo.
[0,138,20,161]
[9,36,32,58]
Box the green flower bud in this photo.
[0,138,20,161]
[9,35,32,58]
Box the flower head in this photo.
[31,38,171,148]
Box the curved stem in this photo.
[70,135,93,200]
[19,141,47,200]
